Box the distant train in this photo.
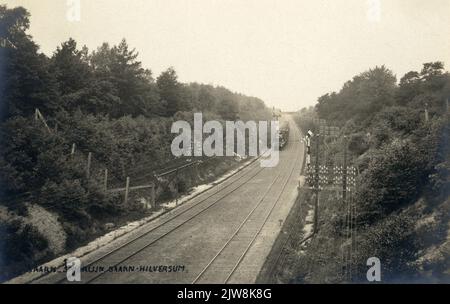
[278,121,290,150]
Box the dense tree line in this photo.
[295,63,449,282]
[315,64,449,214]
[0,5,271,280]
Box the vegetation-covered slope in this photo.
[0,5,271,280]
[290,63,449,283]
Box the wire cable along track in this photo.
[46,157,268,284]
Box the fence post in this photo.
[86,152,92,179]
[194,161,200,177]
[104,169,108,191]
[124,177,130,204]
[34,108,51,133]
[175,169,179,206]
[149,183,156,209]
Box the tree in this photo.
[50,38,92,96]
[0,5,60,120]
[396,71,422,106]
[421,62,445,80]
[157,67,183,116]
[315,66,397,124]
[90,39,161,117]
[0,5,30,48]
[217,97,239,120]
[48,39,94,114]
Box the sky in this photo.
[5,0,450,111]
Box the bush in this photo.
[356,213,421,282]
[358,139,429,218]
[0,220,49,281]
[348,133,369,155]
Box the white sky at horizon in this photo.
[5,0,450,111]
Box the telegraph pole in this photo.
[342,136,349,280]
[313,134,320,234]
[304,123,339,236]
[342,136,348,204]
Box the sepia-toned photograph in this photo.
[0,0,449,292]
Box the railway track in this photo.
[83,166,268,284]
[32,152,268,284]
[261,153,312,283]
[31,115,303,284]
[192,146,300,284]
